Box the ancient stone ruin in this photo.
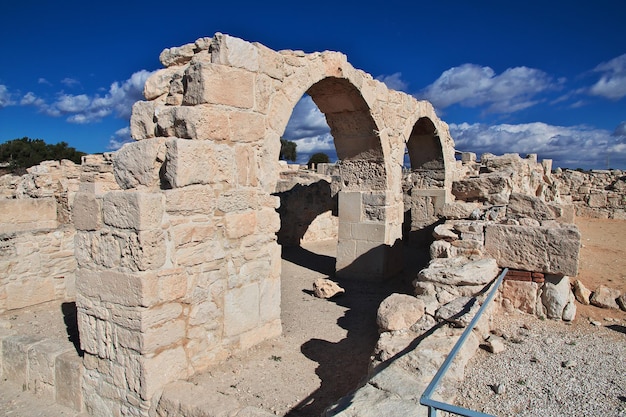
[0,33,624,416]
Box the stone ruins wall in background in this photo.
[554,169,626,219]
[0,155,118,313]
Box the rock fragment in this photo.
[312,278,344,299]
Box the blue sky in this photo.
[1,1,625,170]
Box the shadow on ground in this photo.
[282,243,430,417]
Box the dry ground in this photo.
[0,218,624,416]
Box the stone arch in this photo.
[402,113,455,241]
[264,54,399,279]
[76,33,456,415]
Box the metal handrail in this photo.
[420,267,508,417]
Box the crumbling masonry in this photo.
[1,32,621,416]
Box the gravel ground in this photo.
[455,312,626,417]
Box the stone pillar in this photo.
[336,191,403,279]
[74,190,191,417]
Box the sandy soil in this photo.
[0,218,624,416]
[574,218,626,321]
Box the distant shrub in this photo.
[307,152,329,169]
[0,137,86,174]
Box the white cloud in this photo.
[108,126,133,150]
[450,121,626,169]
[0,85,15,107]
[20,70,154,123]
[61,77,81,88]
[283,95,330,139]
[282,95,337,163]
[376,72,408,91]
[38,78,52,86]
[20,92,46,107]
[589,54,626,100]
[419,64,557,114]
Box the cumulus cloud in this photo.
[450,121,626,169]
[419,64,558,114]
[589,53,626,100]
[0,85,15,107]
[283,95,330,138]
[108,126,133,150]
[20,70,154,123]
[38,78,52,86]
[376,72,408,92]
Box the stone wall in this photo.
[0,156,117,313]
[554,169,626,219]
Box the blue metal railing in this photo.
[420,268,508,417]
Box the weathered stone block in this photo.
[338,191,362,223]
[228,111,266,143]
[417,257,499,286]
[138,346,189,401]
[541,275,573,320]
[587,193,607,208]
[6,277,56,310]
[55,350,84,411]
[260,276,281,323]
[501,280,538,314]
[485,224,580,276]
[2,335,45,385]
[590,285,621,309]
[224,211,257,239]
[77,269,155,308]
[211,33,260,72]
[130,101,156,140]
[156,105,230,141]
[506,193,556,221]
[143,67,183,100]
[224,284,259,337]
[0,198,58,234]
[163,139,234,188]
[72,192,102,231]
[27,339,74,398]
[112,138,167,189]
[451,172,512,204]
[165,185,215,216]
[377,294,425,331]
[102,191,164,231]
[159,42,195,67]
[183,61,254,109]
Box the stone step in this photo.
[0,329,83,412]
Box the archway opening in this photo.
[403,117,446,247]
[270,77,409,416]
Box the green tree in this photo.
[307,152,329,169]
[0,137,86,174]
[279,139,297,162]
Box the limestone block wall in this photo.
[0,156,116,313]
[554,169,626,219]
[76,138,284,415]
